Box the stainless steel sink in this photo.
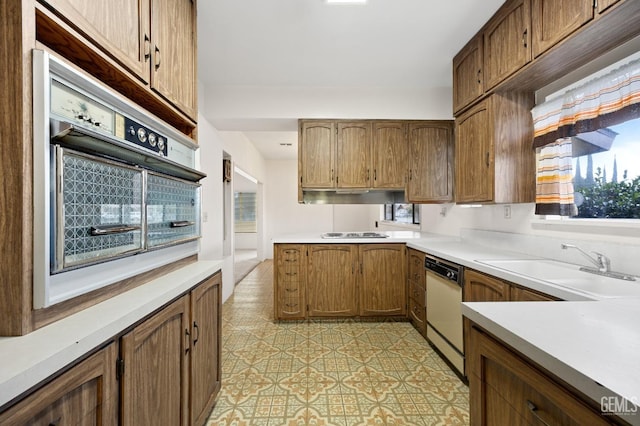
[475,259,640,298]
[321,232,389,239]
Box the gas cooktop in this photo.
[321,232,389,239]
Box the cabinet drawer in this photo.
[408,297,426,336]
[278,267,301,282]
[408,280,425,307]
[408,251,425,285]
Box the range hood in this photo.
[301,189,406,204]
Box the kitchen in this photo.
[1,0,640,425]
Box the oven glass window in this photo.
[59,151,143,270]
[146,174,200,248]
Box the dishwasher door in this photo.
[426,270,464,376]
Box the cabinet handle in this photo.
[477,69,482,85]
[522,28,528,48]
[285,303,298,307]
[485,152,490,168]
[374,169,377,181]
[154,45,161,70]
[367,168,370,181]
[526,400,552,426]
[144,34,151,61]
[285,288,298,292]
[184,328,190,354]
[409,169,412,181]
[286,272,297,276]
[331,169,334,182]
[193,321,199,346]
[285,259,297,263]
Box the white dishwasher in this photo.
[425,254,465,378]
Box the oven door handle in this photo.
[170,220,196,228]
[90,224,141,236]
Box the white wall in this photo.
[235,233,257,249]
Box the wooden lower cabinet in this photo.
[274,244,306,319]
[276,243,408,319]
[468,325,615,425]
[190,273,222,426]
[407,248,426,336]
[0,342,118,425]
[511,285,557,301]
[121,295,191,426]
[120,272,222,426]
[464,269,511,302]
[307,245,358,317]
[359,244,406,316]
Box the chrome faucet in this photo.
[560,243,610,272]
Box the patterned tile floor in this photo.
[207,260,469,426]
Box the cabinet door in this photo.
[307,245,358,317]
[359,244,406,316]
[455,100,494,203]
[39,0,150,82]
[0,343,118,425]
[484,0,531,90]
[532,0,594,57]
[121,295,190,426]
[274,244,307,319]
[300,121,336,188]
[511,286,557,301]
[597,0,620,13]
[336,122,372,188]
[453,34,484,113]
[190,273,222,426]
[407,122,454,203]
[468,326,612,426]
[372,122,408,189]
[151,0,197,119]
[464,269,510,302]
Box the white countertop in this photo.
[0,260,223,409]
[462,299,640,424]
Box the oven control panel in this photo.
[122,117,168,157]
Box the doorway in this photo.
[233,167,261,283]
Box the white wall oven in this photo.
[33,50,205,308]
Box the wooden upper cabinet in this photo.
[455,100,493,203]
[307,245,358,317]
[464,269,511,302]
[406,122,454,203]
[190,273,222,426]
[453,34,484,114]
[39,0,151,82]
[299,121,336,188]
[359,244,406,316]
[121,295,190,426]
[484,0,531,91]
[407,121,454,203]
[455,93,535,204]
[372,122,408,189]
[531,0,594,58]
[336,122,372,188]
[151,0,197,119]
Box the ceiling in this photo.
[197,0,505,159]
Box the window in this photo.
[234,192,256,232]
[384,203,420,225]
[571,118,640,219]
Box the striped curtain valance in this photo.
[532,58,640,149]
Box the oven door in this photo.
[53,146,144,272]
[146,172,201,249]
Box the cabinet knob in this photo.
[526,400,553,426]
[522,28,528,48]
